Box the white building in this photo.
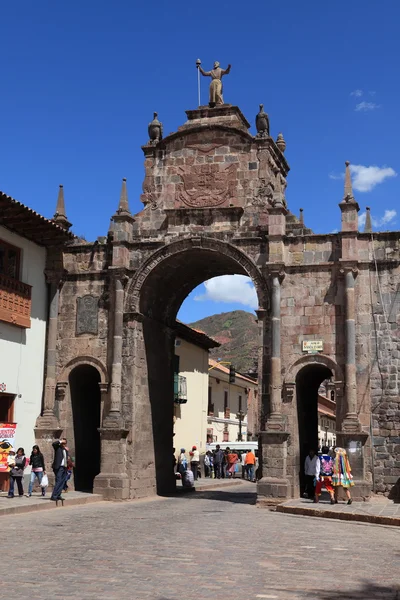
[207,359,258,444]
[173,322,219,454]
[0,190,72,489]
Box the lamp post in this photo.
[236,410,245,441]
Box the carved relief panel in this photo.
[76,295,99,335]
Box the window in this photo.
[208,386,214,415]
[224,390,228,412]
[0,394,14,422]
[0,240,20,280]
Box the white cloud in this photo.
[350,89,363,97]
[355,101,380,112]
[194,275,258,310]
[329,173,343,181]
[358,209,397,230]
[350,164,397,192]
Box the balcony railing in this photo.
[0,273,32,328]
[174,374,187,404]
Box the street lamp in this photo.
[236,410,245,441]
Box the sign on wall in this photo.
[302,340,323,353]
[0,423,17,472]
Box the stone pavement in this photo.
[277,495,400,527]
[0,490,103,516]
[2,482,400,599]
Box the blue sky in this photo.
[1,1,399,324]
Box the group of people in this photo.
[175,445,257,485]
[5,438,73,502]
[304,445,354,505]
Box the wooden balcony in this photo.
[0,273,32,328]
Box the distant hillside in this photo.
[189,310,258,374]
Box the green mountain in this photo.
[189,310,258,374]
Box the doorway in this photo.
[69,365,101,492]
[296,364,334,495]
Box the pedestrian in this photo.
[213,444,224,479]
[50,438,69,502]
[222,448,229,478]
[241,451,247,479]
[26,445,46,497]
[63,453,74,493]
[314,445,335,505]
[8,447,26,498]
[204,451,212,477]
[332,447,354,505]
[189,445,200,481]
[177,448,188,478]
[304,448,319,500]
[227,448,239,478]
[245,449,257,482]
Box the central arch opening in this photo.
[296,363,336,496]
[136,243,264,495]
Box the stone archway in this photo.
[123,238,268,496]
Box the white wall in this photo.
[0,226,47,460]
[173,338,209,455]
[208,371,250,443]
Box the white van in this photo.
[206,441,258,454]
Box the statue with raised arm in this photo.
[196,60,232,107]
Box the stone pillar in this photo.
[342,268,360,433]
[257,270,290,504]
[103,276,124,427]
[35,276,63,481]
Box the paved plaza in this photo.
[3,483,400,599]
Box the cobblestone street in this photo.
[6,483,400,600]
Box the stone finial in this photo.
[299,208,304,224]
[148,112,163,145]
[255,104,269,138]
[53,184,72,230]
[343,160,355,203]
[276,132,286,153]
[364,206,373,233]
[116,178,130,215]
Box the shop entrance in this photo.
[69,365,101,492]
[296,363,335,495]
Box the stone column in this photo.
[342,268,360,432]
[103,276,124,427]
[36,278,61,430]
[267,270,286,430]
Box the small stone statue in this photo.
[197,60,231,107]
[255,104,269,137]
[148,112,163,145]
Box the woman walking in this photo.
[8,447,26,498]
[177,448,188,478]
[332,447,354,505]
[26,445,46,497]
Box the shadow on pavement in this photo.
[316,582,400,599]
[182,489,257,505]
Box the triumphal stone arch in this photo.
[35,102,400,502]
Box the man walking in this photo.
[213,445,224,479]
[245,449,257,482]
[50,438,69,502]
[304,448,319,499]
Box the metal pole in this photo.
[196,58,201,106]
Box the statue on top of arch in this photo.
[196,60,231,107]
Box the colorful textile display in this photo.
[332,447,354,488]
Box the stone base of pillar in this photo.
[257,430,291,505]
[341,413,362,433]
[102,412,124,429]
[265,412,287,432]
[93,473,130,500]
[257,477,290,505]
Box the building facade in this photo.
[0,190,73,489]
[2,100,396,503]
[207,359,257,444]
[173,323,219,455]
